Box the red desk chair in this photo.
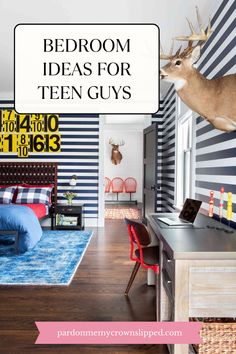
[124,218,159,295]
[105,177,111,193]
[124,177,137,203]
[111,177,124,202]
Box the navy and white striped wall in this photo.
[195,0,236,224]
[152,85,176,212]
[0,101,99,224]
[153,0,236,225]
[152,99,164,212]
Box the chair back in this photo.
[124,218,151,246]
[105,177,111,193]
[124,177,137,193]
[111,177,124,193]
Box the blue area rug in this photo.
[0,230,93,285]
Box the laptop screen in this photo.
[179,198,202,223]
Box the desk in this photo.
[147,213,236,354]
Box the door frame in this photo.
[98,115,105,227]
[143,122,158,219]
[99,115,152,227]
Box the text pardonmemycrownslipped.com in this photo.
[14,24,159,114]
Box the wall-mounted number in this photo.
[2,110,15,121]
[0,111,3,131]
[45,134,61,152]
[0,109,61,157]
[0,134,3,152]
[16,115,31,132]
[3,134,17,152]
[31,119,43,133]
[18,145,29,157]
[29,134,45,152]
[31,114,43,121]
[17,133,28,146]
[28,134,61,153]
[3,120,15,133]
[44,115,59,133]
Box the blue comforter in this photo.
[0,205,42,253]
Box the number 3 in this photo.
[49,135,60,152]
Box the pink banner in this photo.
[35,321,202,344]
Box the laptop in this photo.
[158,198,202,226]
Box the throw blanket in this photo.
[0,205,42,253]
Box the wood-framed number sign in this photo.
[0,110,61,157]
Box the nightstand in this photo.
[52,203,84,230]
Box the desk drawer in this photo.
[162,269,174,302]
[162,240,175,282]
[163,250,175,280]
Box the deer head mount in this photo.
[160,7,236,132]
[109,138,125,165]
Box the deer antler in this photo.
[160,41,183,60]
[119,140,125,146]
[179,41,194,58]
[109,138,114,145]
[175,6,213,42]
[160,39,175,60]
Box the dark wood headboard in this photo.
[0,162,58,206]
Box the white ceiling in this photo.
[103,114,153,126]
[0,0,221,99]
[105,115,146,125]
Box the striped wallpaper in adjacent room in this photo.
[0,101,99,224]
[195,0,236,224]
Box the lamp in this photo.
[69,175,77,186]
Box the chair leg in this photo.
[155,272,160,321]
[125,261,141,296]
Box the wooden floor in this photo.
[0,217,168,354]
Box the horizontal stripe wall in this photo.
[160,86,176,212]
[153,0,235,224]
[152,85,176,212]
[152,99,164,212]
[0,101,99,223]
[195,0,236,225]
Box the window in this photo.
[176,111,193,209]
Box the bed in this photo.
[0,162,57,253]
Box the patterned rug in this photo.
[105,207,140,220]
[0,230,93,285]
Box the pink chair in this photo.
[124,177,137,203]
[111,177,124,201]
[105,177,111,193]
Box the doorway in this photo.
[99,115,151,225]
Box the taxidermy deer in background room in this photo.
[160,7,236,132]
[109,138,125,165]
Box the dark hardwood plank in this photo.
[0,217,168,353]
